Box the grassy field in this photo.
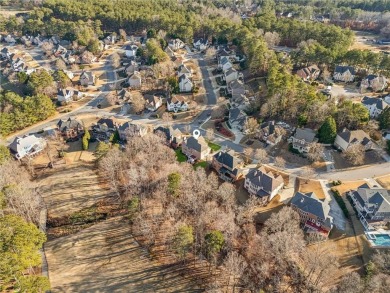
[175,148,187,162]
[298,179,326,200]
[207,141,221,152]
[194,161,208,169]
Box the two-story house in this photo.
[360,75,388,92]
[333,65,356,82]
[290,191,334,237]
[57,117,84,139]
[178,74,193,92]
[125,44,138,58]
[154,126,183,148]
[228,108,247,132]
[290,128,317,153]
[167,95,188,112]
[57,88,81,103]
[144,94,163,112]
[9,135,47,160]
[211,150,244,182]
[361,96,389,118]
[118,122,148,141]
[348,184,390,229]
[79,71,96,86]
[168,39,185,51]
[296,65,321,81]
[257,121,284,146]
[244,167,284,201]
[128,71,142,89]
[334,129,372,152]
[182,135,211,161]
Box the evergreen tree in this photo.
[318,116,337,144]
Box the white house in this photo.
[124,61,139,76]
[193,38,208,51]
[219,56,233,72]
[79,71,96,86]
[128,71,142,89]
[63,70,74,80]
[168,39,185,51]
[333,65,356,82]
[225,68,240,84]
[177,64,192,78]
[334,129,372,152]
[125,44,138,58]
[57,88,81,103]
[144,94,163,111]
[167,95,188,112]
[4,35,16,43]
[178,74,193,92]
[9,135,47,160]
[290,128,317,153]
[361,96,389,118]
[1,47,12,60]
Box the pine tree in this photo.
[318,116,337,144]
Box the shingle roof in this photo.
[362,96,389,111]
[225,67,237,77]
[245,167,284,197]
[334,65,356,75]
[338,129,371,145]
[97,118,116,129]
[213,150,241,169]
[352,184,390,215]
[57,117,82,131]
[290,191,332,221]
[168,95,187,105]
[294,128,316,143]
[184,136,208,153]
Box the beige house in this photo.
[244,166,284,201]
[334,129,372,152]
[182,135,211,161]
[128,71,142,89]
[79,71,96,86]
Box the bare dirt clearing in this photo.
[37,163,111,218]
[45,217,201,293]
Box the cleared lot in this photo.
[45,217,200,293]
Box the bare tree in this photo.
[274,156,286,168]
[330,272,363,293]
[55,58,67,70]
[119,29,127,42]
[244,117,259,135]
[131,94,145,114]
[243,148,254,164]
[70,64,79,71]
[183,124,191,135]
[205,47,217,59]
[307,142,324,162]
[343,144,365,166]
[300,166,315,183]
[212,105,226,119]
[254,148,269,165]
[105,92,118,106]
[41,41,53,56]
[223,251,247,292]
[111,52,121,69]
[162,112,172,126]
[263,31,280,47]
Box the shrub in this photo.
[331,189,349,219]
[332,180,342,186]
[82,134,89,150]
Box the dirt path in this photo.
[45,217,201,293]
[37,163,111,218]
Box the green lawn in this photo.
[194,161,208,169]
[208,141,221,152]
[175,148,187,162]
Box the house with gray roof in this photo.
[290,191,333,237]
[334,129,372,152]
[224,67,240,84]
[348,184,390,230]
[333,65,356,82]
[177,64,192,78]
[290,128,317,153]
[178,74,193,92]
[228,108,247,132]
[212,150,244,182]
[144,94,162,112]
[257,121,284,146]
[244,166,284,201]
[79,71,96,86]
[360,75,387,92]
[118,122,148,141]
[296,65,320,81]
[182,135,210,161]
[168,38,185,51]
[219,56,233,72]
[57,117,83,139]
[361,96,389,118]
[154,126,183,148]
[9,135,47,160]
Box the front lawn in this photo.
[175,148,187,162]
[208,141,221,152]
[194,161,208,169]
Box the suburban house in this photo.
[79,71,96,86]
[219,56,233,72]
[117,88,132,102]
[80,51,97,64]
[57,117,84,139]
[57,88,81,103]
[257,121,284,146]
[4,35,16,43]
[154,126,183,148]
[348,183,390,230]
[182,135,211,161]
[360,75,388,92]
[333,65,356,82]
[193,38,208,51]
[290,191,334,237]
[104,34,117,45]
[228,79,246,96]
[9,135,47,160]
[177,64,192,78]
[231,94,250,110]
[165,46,175,58]
[211,150,244,182]
[118,122,148,141]
[125,44,138,58]
[361,96,389,118]
[167,95,188,112]
[168,39,185,51]
[95,118,117,134]
[1,47,12,60]
[61,51,77,64]
[63,70,74,80]
[290,128,317,153]
[144,94,163,111]
[178,74,193,92]
[11,58,24,71]
[228,108,247,131]
[53,44,67,57]
[334,129,372,152]
[225,68,242,84]
[124,61,139,76]
[296,65,321,81]
[244,166,284,201]
[128,71,142,89]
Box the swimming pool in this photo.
[372,234,390,247]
